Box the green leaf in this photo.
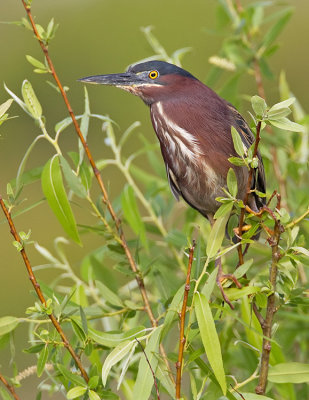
[268,98,295,112]
[71,319,147,348]
[21,79,42,119]
[269,117,305,133]
[291,246,309,257]
[26,55,47,70]
[0,316,19,336]
[15,136,42,196]
[89,390,101,400]
[41,155,81,245]
[24,343,45,354]
[227,168,237,197]
[251,95,267,118]
[214,201,233,219]
[0,99,13,118]
[223,286,260,301]
[161,285,185,338]
[102,340,135,386]
[121,185,147,249]
[228,157,246,166]
[60,155,87,198]
[132,327,162,400]
[261,9,292,49]
[95,280,124,308]
[37,345,49,377]
[4,83,30,116]
[79,87,91,164]
[268,362,309,383]
[66,386,87,399]
[201,267,218,301]
[231,126,245,157]
[0,387,13,400]
[57,364,85,387]
[206,212,230,258]
[88,376,99,390]
[195,293,226,395]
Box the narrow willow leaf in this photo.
[57,364,85,387]
[121,185,148,249]
[37,345,49,377]
[88,390,101,400]
[54,115,82,134]
[268,362,309,383]
[161,285,185,338]
[251,95,267,117]
[21,79,42,119]
[223,286,260,301]
[0,99,13,118]
[41,155,81,244]
[15,136,42,195]
[231,126,245,157]
[227,168,237,197]
[269,117,305,133]
[132,327,162,400]
[195,293,226,395]
[67,386,87,399]
[60,155,87,198]
[206,212,230,258]
[4,83,31,116]
[79,87,91,164]
[26,55,46,70]
[117,342,138,390]
[102,340,135,386]
[214,201,233,219]
[268,97,295,112]
[291,246,309,257]
[262,9,292,49]
[228,156,246,166]
[0,316,19,336]
[267,107,291,119]
[71,319,147,348]
[95,280,124,308]
[201,268,218,301]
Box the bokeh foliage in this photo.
[0,1,309,400]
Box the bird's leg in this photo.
[208,214,242,309]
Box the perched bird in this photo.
[80,60,266,306]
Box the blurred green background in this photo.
[0,0,308,397]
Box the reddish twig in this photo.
[0,195,89,383]
[20,0,172,379]
[255,195,282,395]
[20,0,156,327]
[136,338,160,400]
[176,242,196,399]
[0,372,20,400]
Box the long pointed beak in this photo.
[78,72,146,87]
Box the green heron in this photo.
[80,61,266,306]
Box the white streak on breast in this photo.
[155,102,203,164]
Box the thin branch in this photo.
[255,198,282,394]
[176,242,196,399]
[286,206,309,229]
[135,338,160,400]
[0,195,89,383]
[0,372,20,400]
[20,0,160,327]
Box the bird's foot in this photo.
[216,269,242,310]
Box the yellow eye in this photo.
[149,70,159,79]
